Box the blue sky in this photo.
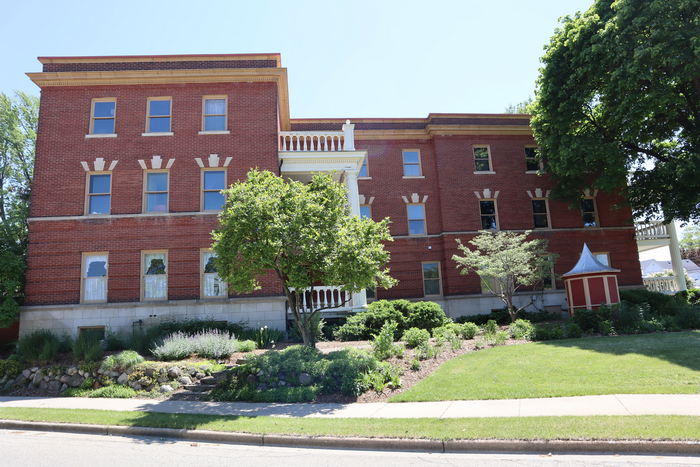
[0,0,593,118]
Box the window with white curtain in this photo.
[143,251,167,300]
[82,253,108,303]
[201,251,227,298]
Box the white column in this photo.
[342,120,355,151]
[344,169,367,310]
[668,221,687,291]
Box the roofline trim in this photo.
[38,53,282,66]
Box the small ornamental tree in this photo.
[452,231,551,322]
[212,169,396,347]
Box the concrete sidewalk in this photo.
[1,394,699,419]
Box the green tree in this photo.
[452,231,550,322]
[680,224,700,264]
[0,92,38,327]
[530,0,700,223]
[212,169,397,347]
[504,97,533,114]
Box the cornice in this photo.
[38,53,281,65]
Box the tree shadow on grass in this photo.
[537,330,700,372]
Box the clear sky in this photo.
[0,0,593,118]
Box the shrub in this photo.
[508,319,535,340]
[401,328,430,348]
[674,304,700,329]
[456,308,561,325]
[104,331,126,351]
[72,332,104,362]
[372,321,401,360]
[410,358,421,371]
[334,300,405,341]
[565,322,583,338]
[600,320,616,336]
[405,301,448,332]
[457,322,479,340]
[684,288,700,305]
[415,341,437,360]
[16,330,61,363]
[322,348,380,395]
[610,302,646,334]
[484,330,508,346]
[639,318,665,333]
[620,288,685,315]
[101,350,145,373]
[151,330,239,361]
[534,323,566,340]
[88,385,137,398]
[236,340,257,352]
[0,359,21,378]
[483,319,499,336]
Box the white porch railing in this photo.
[279,120,356,152]
[635,222,670,241]
[288,286,353,313]
[643,276,679,294]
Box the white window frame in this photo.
[141,250,168,301]
[81,252,108,304]
[407,203,427,236]
[531,198,551,229]
[422,261,442,297]
[479,199,499,230]
[199,95,230,134]
[84,171,111,216]
[473,145,495,174]
[201,249,228,299]
[143,97,173,136]
[201,168,227,212]
[402,149,423,178]
[87,98,117,137]
[143,169,169,213]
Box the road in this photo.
[0,429,698,466]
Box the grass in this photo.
[0,408,698,440]
[392,331,700,402]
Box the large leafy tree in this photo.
[0,92,38,327]
[680,224,700,264]
[531,0,700,223]
[452,231,550,322]
[212,169,396,347]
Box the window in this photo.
[525,147,540,172]
[581,197,598,227]
[202,96,227,132]
[142,251,167,300]
[479,200,498,230]
[360,204,372,219]
[86,173,111,215]
[532,199,549,229]
[422,262,442,296]
[593,252,610,266]
[90,99,116,135]
[144,171,168,213]
[202,170,226,211]
[366,287,376,300]
[538,255,557,290]
[201,250,227,298]
[78,326,105,341]
[402,150,422,177]
[359,158,369,178]
[82,253,108,303]
[146,98,172,133]
[407,203,426,235]
[473,146,492,172]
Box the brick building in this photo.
[20,53,643,337]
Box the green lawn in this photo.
[0,408,698,440]
[391,331,700,402]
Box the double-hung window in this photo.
[89,99,116,135]
[144,171,168,213]
[142,251,167,301]
[82,253,108,303]
[532,199,549,229]
[202,96,227,132]
[201,250,227,298]
[402,150,422,177]
[202,170,226,211]
[422,262,442,296]
[360,204,372,219]
[473,146,492,172]
[86,173,111,215]
[407,204,426,235]
[525,147,540,172]
[581,198,598,227]
[479,200,498,230]
[146,98,172,134]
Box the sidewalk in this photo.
[1,394,699,418]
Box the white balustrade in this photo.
[635,222,670,241]
[643,276,679,294]
[288,286,353,313]
[279,132,345,152]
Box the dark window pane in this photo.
[526,158,540,171]
[146,258,166,275]
[204,191,225,211]
[534,214,549,228]
[360,205,371,219]
[204,256,218,273]
[204,171,225,190]
[524,147,538,158]
[581,198,595,212]
[583,213,597,227]
[89,174,110,194]
[147,172,168,192]
[359,160,368,177]
[473,147,489,159]
[407,204,425,220]
[92,118,115,134]
[149,100,171,116]
[204,115,226,131]
[474,159,491,171]
[479,201,495,215]
[532,200,547,213]
[146,193,168,212]
[93,101,115,118]
[365,287,376,299]
[424,279,440,296]
[403,151,419,164]
[481,215,497,230]
[149,117,171,133]
[89,195,110,214]
[403,164,421,177]
[79,327,105,340]
[409,220,426,235]
[422,263,440,279]
[205,99,225,115]
[86,261,106,277]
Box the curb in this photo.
[1,419,699,454]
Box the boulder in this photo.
[117,373,129,385]
[200,376,216,385]
[178,376,192,386]
[39,381,48,390]
[66,367,78,376]
[167,367,181,378]
[299,373,314,386]
[59,375,71,384]
[67,375,83,388]
[60,384,67,392]
[159,384,173,393]
[194,372,205,380]
[30,367,39,373]
[32,372,43,386]
[144,367,156,377]
[47,380,62,393]
[22,369,31,379]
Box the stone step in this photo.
[183,384,216,392]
